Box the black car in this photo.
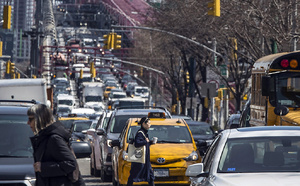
[69,120,93,158]
[186,120,216,156]
[0,100,36,185]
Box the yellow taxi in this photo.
[111,113,201,185]
[103,86,116,100]
[57,113,89,130]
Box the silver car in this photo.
[186,126,300,186]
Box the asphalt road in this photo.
[77,158,112,186]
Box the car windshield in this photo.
[57,107,71,113]
[60,119,76,129]
[189,125,214,136]
[58,100,73,106]
[218,137,300,173]
[110,115,145,133]
[127,125,192,143]
[0,115,34,157]
[73,121,93,132]
[85,96,102,102]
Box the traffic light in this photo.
[103,33,112,49]
[10,62,15,79]
[10,62,15,74]
[231,37,238,61]
[80,69,83,79]
[186,71,190,83]
[208,0,220,17]
[6,60,11,74]
[113,33,122,49]
[3,5,11,29]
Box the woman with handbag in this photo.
[27,104,85,186]
[127,117,156,186]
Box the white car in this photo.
[186,126,300,186]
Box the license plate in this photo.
[154,169,169,177]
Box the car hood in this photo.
[193,135,214,141]
[107,133,120,140]
[213,173,300,185]
[150,143,194,161]
[0,158,35,180]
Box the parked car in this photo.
[0,100,36,185]
[185,126,300,186]
[111,114,201,185]
[87,107,171,182]
[186,120,217,156]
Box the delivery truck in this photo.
[0,78,51,107]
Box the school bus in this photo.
[250,51,300,126]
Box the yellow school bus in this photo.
[250,51,300,126]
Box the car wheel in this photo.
[112,170,119,186]
[90,156,94,176]
[94,157,101,177]
[101,166,111,182]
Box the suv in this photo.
[87,107,171,182]
[111,114,201,185]
[0,100,36,185]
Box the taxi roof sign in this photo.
[148,112,166,118]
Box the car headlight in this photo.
[107,139,112,147]
[183,151,199,161]
[71,136,82,142]
[25,177,36,186]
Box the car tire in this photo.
[94,158,101,177]
[112,170,119,186]
[90,156,94,176]
[101,166,111,182]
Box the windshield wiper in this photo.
[157,140,178,143]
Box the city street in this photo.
[77,158,111,186]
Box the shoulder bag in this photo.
[127,131,146,164]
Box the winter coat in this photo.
[30,121,79,186]
[128,127,155,183]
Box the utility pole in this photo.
[291,0,298,51]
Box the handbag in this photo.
[67,144,80,183]
[127,131,146,164]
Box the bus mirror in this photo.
[261,76,270,96]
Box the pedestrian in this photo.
[127,117,156,186]
[27,104,85,186]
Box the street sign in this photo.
[201,83,216,98]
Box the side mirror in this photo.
[86,129,96,135]
[96,128,106,135]
[261,76,270,96]
[185,163,207,177]
[111,139,120,147]
[196,140,207,147]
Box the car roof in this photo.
[114,108,169,116]
[226,126,300,138]
[128,118,187,127]
[0,105,29,115]
[185,120,210,126]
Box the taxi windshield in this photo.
[127,125,192,143]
